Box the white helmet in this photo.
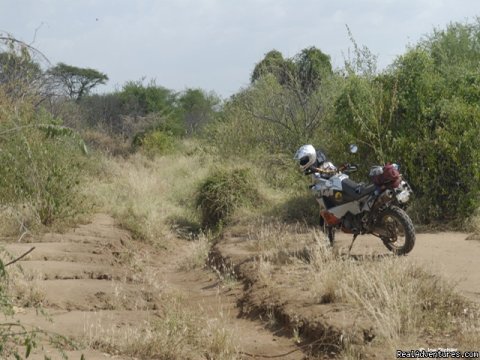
[294,144,317,172]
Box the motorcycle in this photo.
[301,144,415,255]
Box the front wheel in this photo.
[377,206,415,255]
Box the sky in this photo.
[1,0,480,97]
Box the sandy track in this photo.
[2,214,303,359]
[2,214,478,359]
[334,231,480,303]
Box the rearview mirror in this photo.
[349,144,358,154]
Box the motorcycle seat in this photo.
[341,178,376,200]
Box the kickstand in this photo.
[348,234,359,253]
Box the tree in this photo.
[332,20,480,223]
[294,47,332,94]
[119,79,176,116]
[242,47,336,152]
[48,62,108,102]
[0,51,42,87]
[178,88,220,133]
[0,34,47,100]
[250,50,294,85]
[251,47,332,94]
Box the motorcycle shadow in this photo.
[343,253,395,262]
[331,245,395,262]
[284,245,395,265]
[333,250,395,262]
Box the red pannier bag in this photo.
[372,163,401,189]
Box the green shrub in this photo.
[139,130,176,157]
[196,168,261,228]
[0,98,87,227]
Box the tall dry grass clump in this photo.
[196,167,262,229]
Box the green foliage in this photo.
[178,88,220,134]
[0,35,48,101]
[251,47,332,93]
[196,168,261,228]
[73,80,197,151]
[205,21,480,225]
[67,81,219,152]
[119,80,177,116]
[391,23,480,222]
[48,62,108,102]
[294,46,333,94]
[332,73,395,168]
[251,50,294,85]
[0,34,88,358]
[140,130,176,157]
[207,46,337,159]
[0,99,87,226]
[0,52,42,89]
[38,123,88,154]
[330,21,480,223]
[209,73,337,156]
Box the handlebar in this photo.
[339,163,358,174]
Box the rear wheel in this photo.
[377,206,415,255]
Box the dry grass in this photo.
[84,293,240,360]
[0,207,35,238]
[0,246,46,308]
[81,128,131,157]
[77,230,239,359]
[6,265,46,308]
[307,248,479,345]
[245,220,308,254]
[250,222,480,352]
[466,209,480,239]
[89,140,213,246]
[177,233,211,271]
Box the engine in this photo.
[341,212,365,234]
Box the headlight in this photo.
[395,180,412,203]
[396,190,410,203]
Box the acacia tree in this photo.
[48,62,108,102]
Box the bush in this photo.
[139,130,177,157]
[0,97,87,227]
[196,168,261,228]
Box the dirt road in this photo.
[2,214,303,359]
[1,215,478,358]
[335,231,480,303]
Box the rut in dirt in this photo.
[3,214,310,359]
